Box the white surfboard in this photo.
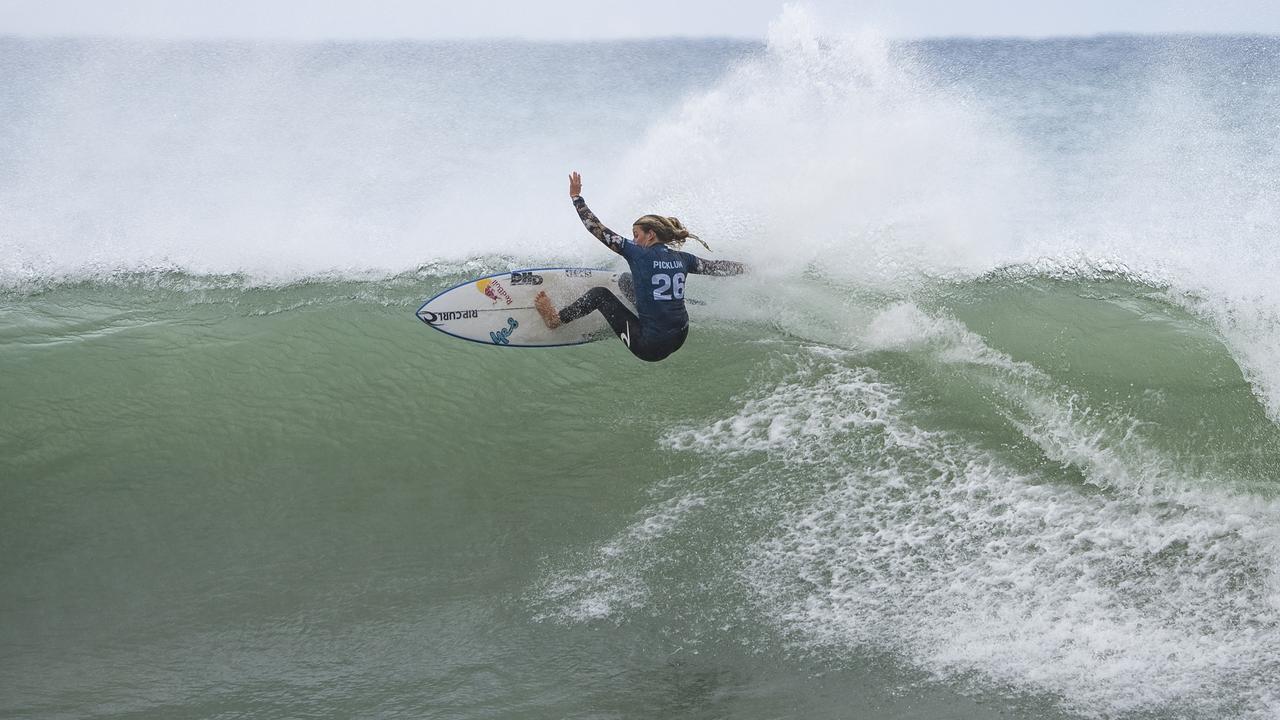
[415,268,634,347]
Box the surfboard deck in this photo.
[416,268,634,347]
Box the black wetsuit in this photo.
[561,195,744,362]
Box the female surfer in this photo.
[534,171,746,362]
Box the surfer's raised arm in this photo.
[569,171,626,255]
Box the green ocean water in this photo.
[4,268,1279,719]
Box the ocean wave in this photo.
[537,344,1280,717]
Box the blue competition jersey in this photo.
[619,241,694,338]
[569,194,745,342]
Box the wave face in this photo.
[4,10,1280,720]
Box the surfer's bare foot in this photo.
[535,291,562,329]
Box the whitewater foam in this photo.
[532,487,716,624]
[729,352,1280,717]
[539,342,1280,717]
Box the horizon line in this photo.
[3,29,1279,44]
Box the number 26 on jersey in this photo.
[651,272,686,300]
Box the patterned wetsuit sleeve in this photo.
[572,196,626,255]
[683,252,746,276]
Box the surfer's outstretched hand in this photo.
[569,171,582,197]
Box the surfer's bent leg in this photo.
[558,286,650,353]
[558,287,634,329]
[555,286,685,362]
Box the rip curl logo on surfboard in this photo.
[417,309,479,327]
[476,278,514,305]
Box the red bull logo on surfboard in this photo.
[476,278,513,305]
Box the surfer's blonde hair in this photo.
[633,214,711,251]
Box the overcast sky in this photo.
[2,0,1278,40]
